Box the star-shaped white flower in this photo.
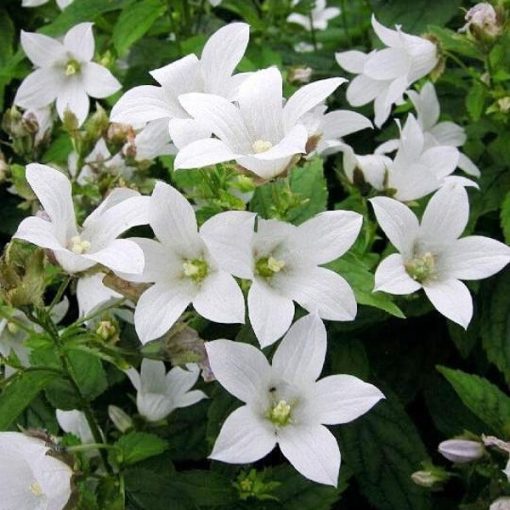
[234,210,362,347]
[125,359,207,422]
[336,16,438,127]
[173,67,345,179]
[287,0,341,31]
[15,23,121,127]
[14,165,149,275]
[0,431,73,510]
[129,181,255,344]
[206,314,384,486]
[371,184,510,328]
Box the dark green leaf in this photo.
[113,431,168,466]
[466,82,487,122]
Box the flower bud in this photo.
[411,467,449,488]
[460,3,504,41]
[95,319,117,342]
[438,439,484,463]
[498,97,510,114]
[108,405,133,433]
[491,497,510,510]
[288,66,313,84]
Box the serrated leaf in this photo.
[113,431,168,466]
[466,82,487,121]
[112,0,166,55]
[427,26,484,60]
[339,390,431,510]
[438,366,510,436]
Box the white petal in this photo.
[277,266,357,321]
[135,119,176,160]
[457,153,480,177]
[346,74,387,107]
[200,211,255,279]
[174,138,238,170]
[56,409,93,443]
[407,82,439,130]
[420,185,469,245]
[237,154,294,180]
[193,271,245,324]
[205,340,271,403]
[371,15,402,47]
[374,75,408,128]
[76,273,121,317]
[140,359,167,393]
[166,365,200,397]
[84,187,140,223]
[429,121,466,147]
[252,124,308,160]
[209,405,276,463]
[288,211,362,265]
[20,30,65,67]
[374,253,421,294]
[169,118,212,149]
[84,239,145,274]
[120,237,172,283]
[439,236,510,280]
[135,282,194,344]
[151,53,200,89]
[82,62,121,98]
[272,314,326,384]
[248,279,295,348]
[397,113,425,160]
[335,50,369,74]
[63,22,95,61]
[283,77,346,132]
[36,454,73,509]
[321,110,372,139]
[200,22,250,96]
[56,79,90,127]
[364,48,410,80]
[423,278,473,328]
[369,197,419,257]
[54,250,96,274]
[420,146,459,179]
[278,424,340,487]
[14,68,62,111]
[14,216,62,251]
[309,375,384,424]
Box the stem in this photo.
[48,275,72,313]
[308,12,318,51]
[67,443,114,453]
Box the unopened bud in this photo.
[95,320,117,341]
[498,97,510,113]
[460,3,504,41]
[491,497,510,510]
[107,122,134,145]
[411,466,449,488]
[108,405,133,433]
[63,109,79,132]
[288,66,313,84]
[2,107,27,137]
[85,104,109,139]
[438,439,484,463]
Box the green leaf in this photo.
[501,191,510,244]
[427,26,484,60]
[112,0,166,55]
[0,370,58,430]
[113,431,168,466]
[466,82,487,122]
[438,366,510,436]
[481,272,510,383]
[339,390,431,510]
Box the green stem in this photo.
[67,443,115,453]
[48,275,72,313]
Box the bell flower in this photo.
[14,165,149,275]
[371,184,510,328]
[239,210,362,347]
[128,181,254,344]
[15,23,120,127]
[287,0,340,31]
[336,16,438,127]
[0,431,73,510]
[56,409,94,444]
[206,314,384,486]
[125,359,207,422]
[174,67,345,179]
[342,145,392,190]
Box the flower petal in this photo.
[209,405,276,463]
[169,118,212,149]
[346,74,387,107]
[20,30,65,67]
[14,216,63,251]
[407,82,439,130]
[335,50,369,74]
[140,359,167,393]
[457,153,480,177]
[371,15,401,47]
[278,424,340,487]
[252,124,308,160]
[420,146,459,179]
[82,62,121,98]
[272,314,326,384]
[84,238,145,274]
[205,340,271,403]
[14,68,62,110]
[430,121,466,147]
[321,110,372,139]
[76,272,121,317]
[63,22,94,61]
[174,138,238,170]
[56,79,90,126]
[364,48,410,80]
[374,253,421,294]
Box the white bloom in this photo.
[15,23,120,127]
[287,0,340,31]
[0,431,73,510]
[76,272,122,318]
[438,439,484,463]
[336,16,438,127]
[209,0,222,6]
[206,314,384,486]
[129,181,254,344]
[110,22,250,141]
[342,145,392,190]
[240,210,362,347]
[371,184,510,328]
[300,104,372,156]
[126,359,207,422]
[14,165,148,275]
[174,67,345,179]
[491,498,510,510]
[131,119,176,161]
[294,41,319,53]
[22,0,73,9]
[56,409,94,444]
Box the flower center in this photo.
[267,400,292,427]
[29,481,43,497]
[405,251,436,283]
[65,59,81,76]
[69,235,91,255]
[182,258,209,283]
[255,256,286,279]
[252,139,273,154]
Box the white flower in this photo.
[491,498,510,510]
[129,181,254,344]
[76,272,123,318]
[438,439,484,463]
[460,3,502,38]
[299,104,372,156]
[371,184,510,328]
[240,210,362,347]
[130,119,176,161]
[22,0,73,9]
[287,0,340,31]
[206,314,384,486]
[209,0,222,6]
[174,67,345,179]
[125,359,207,422]
[14,165,149,275]
[15,23,120,127]
[56,409,94,444]
[0,431,73,510]
[336,16,438,127]
[110,22,250,141]
[342,145,392,190]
